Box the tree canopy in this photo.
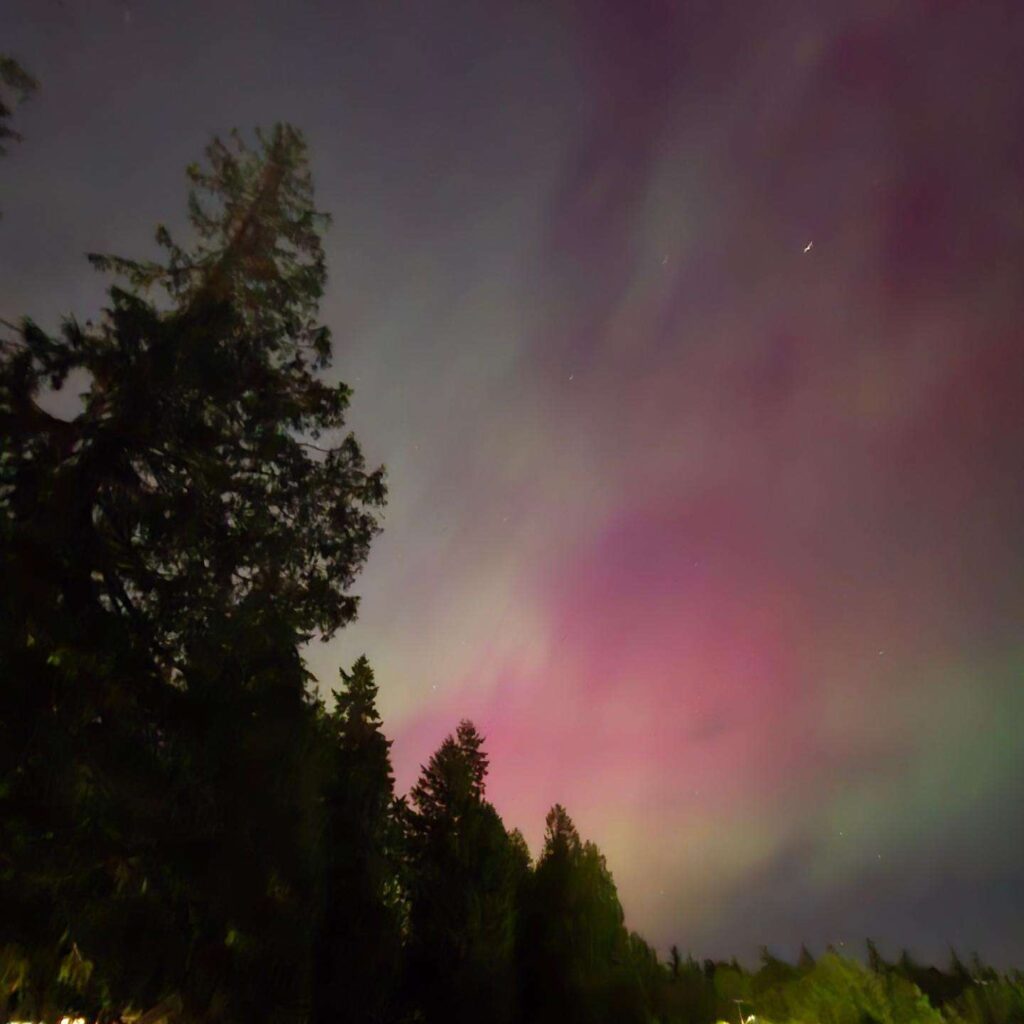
[1,123,384,1023]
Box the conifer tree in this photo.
[670,945,682,979]
[404,721,523,1024]
[519,805,640,1024]
[0,124,385,1021]
[313,656,403,1024]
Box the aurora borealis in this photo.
[4,0,1024,967]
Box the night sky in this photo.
[4,0,1024,967]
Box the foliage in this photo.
[0,55,37,157]
[756,951,943,1024]
[944,975,1024,1024]
[312,657,404,1024]
[643,946,1020,1024]
[518,804,645,1024]
[0,123,383,1022]
[403,721,527,1024]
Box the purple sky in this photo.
[4,0,1024,966]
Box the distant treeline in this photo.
[1,98,1021,1024]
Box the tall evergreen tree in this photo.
[312,656,403,1024]
[0,124,385,1021]
[518,805,641,1024]
[404,721,525,1024]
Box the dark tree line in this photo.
[2,106,1022,1024]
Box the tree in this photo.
[312,656,404,1024]
[756,952,942,1024]
[798,943,816,972]
[0,124,385,1021]
[404,721,524,1024]
[753,947,798,998]
[0,56,37,221]
[655,951,717,1024]
[407,719,489,827]
[518,805,641,1024]
[669,945,682,979]
[0,56,37,157]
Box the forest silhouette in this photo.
[1,82,1022,1023]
